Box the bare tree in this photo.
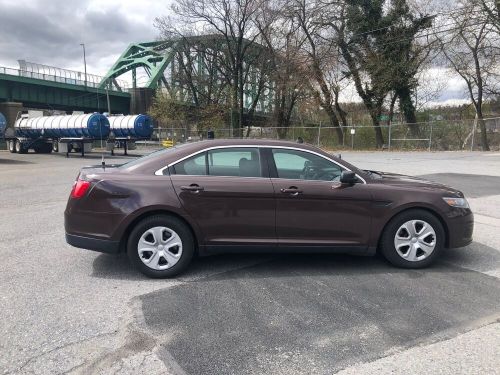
[157,0,269,136]
[256,6,308,138]
[287,0,347,144]
[479,0,500,33]
[440,0,500,150]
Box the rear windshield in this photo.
[118,144,188,169]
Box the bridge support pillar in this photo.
[130,88,154,115]
[0,102,23,130]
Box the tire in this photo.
[33,143,44,153]
[52,142,59,152]
[15,140,27,154]
[379,209,445,269]
[127,215,195,278]
[8,140,16,153]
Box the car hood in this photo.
[369,171,464,196]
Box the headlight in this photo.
[443,197,469,209]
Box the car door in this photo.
[267,147,373,248]
[169,146,277,248]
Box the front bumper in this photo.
[66,233,120,254]
[446,210,474,248]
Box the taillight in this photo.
[71,178,91,199]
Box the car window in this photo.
[171,147,262,177]
[271,149,343,181]
[172,152,207,175]
[208,148,261,177]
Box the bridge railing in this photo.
[0,66,129,92]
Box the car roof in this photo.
[122,138,362,176]
[169,138,332,154]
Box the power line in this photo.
[349,6,484,40]
[373,19,489,49]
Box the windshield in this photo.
[363,170,382,179]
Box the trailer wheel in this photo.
[8,140,16,153]
[15,140,27,154]
[52,142,59,152]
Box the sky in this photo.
[0,0,168,75]
[0,0,469,106]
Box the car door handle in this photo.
[180,184,204,192]
[281,187,302,195]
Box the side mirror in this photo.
[340,171,357,184]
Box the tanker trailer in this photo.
[106,114,153,155]
[0,112,6,139]
[6,113,110,157]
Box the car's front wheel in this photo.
[127,215,195,278]
[380,209,444,268]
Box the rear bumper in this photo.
[65,233,120,254]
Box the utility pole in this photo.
[471,113,478,151]
[80,43,87,87]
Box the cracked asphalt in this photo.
[1,149,500,375]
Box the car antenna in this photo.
[99,113,106,169]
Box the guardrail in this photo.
[0,66,129,92]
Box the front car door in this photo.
[168,146,276,250]
[266,147,373,250]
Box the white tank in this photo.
[14,114,110,139]
[108,114,153,138]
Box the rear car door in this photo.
[168,147,277,248]
[266,147,373,249]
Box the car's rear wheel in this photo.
[127,215,195,278]
[380,209,444,268]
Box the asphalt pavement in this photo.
[0,149,499,375]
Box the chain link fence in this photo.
[146,117,500,151]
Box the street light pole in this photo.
[80,43,87,87]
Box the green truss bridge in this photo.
[0,36,275,127]
[99,35,276,116]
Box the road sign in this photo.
[162,139,174,148]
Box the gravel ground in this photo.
[0,149,499,375]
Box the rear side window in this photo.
[172,152,207,175]
[171,148,262,177]
[208,148,261,177]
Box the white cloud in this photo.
[0,0,172,76]
[0,0,477,105]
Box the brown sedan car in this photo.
[65,139,473,278]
